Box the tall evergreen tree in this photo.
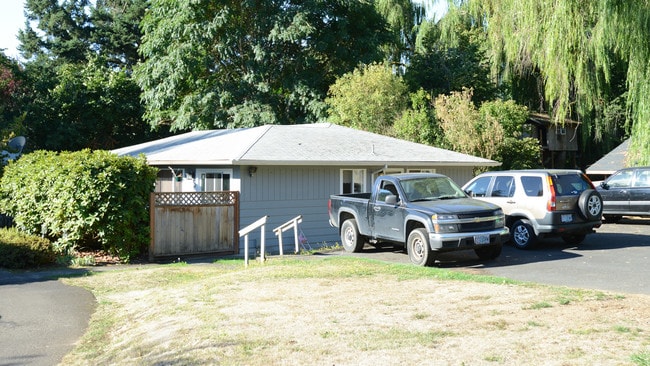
[16,0,162,151]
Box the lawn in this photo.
[60,256,650,365]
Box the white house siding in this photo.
[236,164,479,256]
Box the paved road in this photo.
[338,217,650,295]
[0,268,95,366]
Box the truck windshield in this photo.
[400,177,467,202]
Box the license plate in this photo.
[474,234,490,245]
[561,214,573,223]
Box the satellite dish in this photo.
[7,136,26,154]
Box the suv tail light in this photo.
[546,176,556,211]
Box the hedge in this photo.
[0,149,157,261]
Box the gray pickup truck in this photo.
[328,173,509,266]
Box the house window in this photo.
[198,170,231,191]
[341,169,366,194]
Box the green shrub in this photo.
[0,227,55,269]
[0,149,157,261]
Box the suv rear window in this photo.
[552,174,591,196]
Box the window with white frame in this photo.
[341,169,366,194]
[197,169,232,191]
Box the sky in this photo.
[0,0,447,60]
[0,0,25,59]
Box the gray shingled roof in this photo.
[113,123,499,167]
[586,139,629,175]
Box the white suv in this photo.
[462,170,602,249]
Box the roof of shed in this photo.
[112,123,499,167]
[586,138,629,175]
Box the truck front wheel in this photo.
[341,219,364,252]
[407,228,435,266]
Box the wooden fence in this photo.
[150,191,239,261]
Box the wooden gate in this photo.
[150,191,239,261]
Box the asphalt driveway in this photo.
[0,268,95,366]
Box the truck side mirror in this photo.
[385,195,398,205]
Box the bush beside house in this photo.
[0,149,157,262]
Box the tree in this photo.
[16,0,164,151]
[392,88,445,146]
[135,0,394,131]
[19,0,146,70]
[405,17,499,104]
[25,57,154,151]
[0,53,28,151]
[434,88,540,169]
[455,0,650,165]
[327,62,409,135]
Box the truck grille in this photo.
[460,221,495,232]
[458,211,498,232]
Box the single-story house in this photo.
[113,123,500,254]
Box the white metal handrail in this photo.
[273,215,303,255]
[239,215,268,267]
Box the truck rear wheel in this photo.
[407,228,435,266]
[341,219,364,252]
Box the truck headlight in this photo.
[432,214,459,233]
[495,209,505,228]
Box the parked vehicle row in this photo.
[328,167,648,267]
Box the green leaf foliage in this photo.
[0,227,55,269]
[392,88,446,147]
[25,57,156,151]
[327,62,409,134]
[458,0,650,165]
[434,88,541,168]
[135,0,393,130]
[0,150,157,261]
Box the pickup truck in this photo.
[328,173,509,266]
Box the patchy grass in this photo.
[60,256,650,365]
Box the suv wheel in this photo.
[578,189,603,221]
[511,219,537,249]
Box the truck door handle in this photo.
[373,206,381,212]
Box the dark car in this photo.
[597,166,650,222]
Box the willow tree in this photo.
[454,0,650,165]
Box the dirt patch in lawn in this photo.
[62,258,650,365]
